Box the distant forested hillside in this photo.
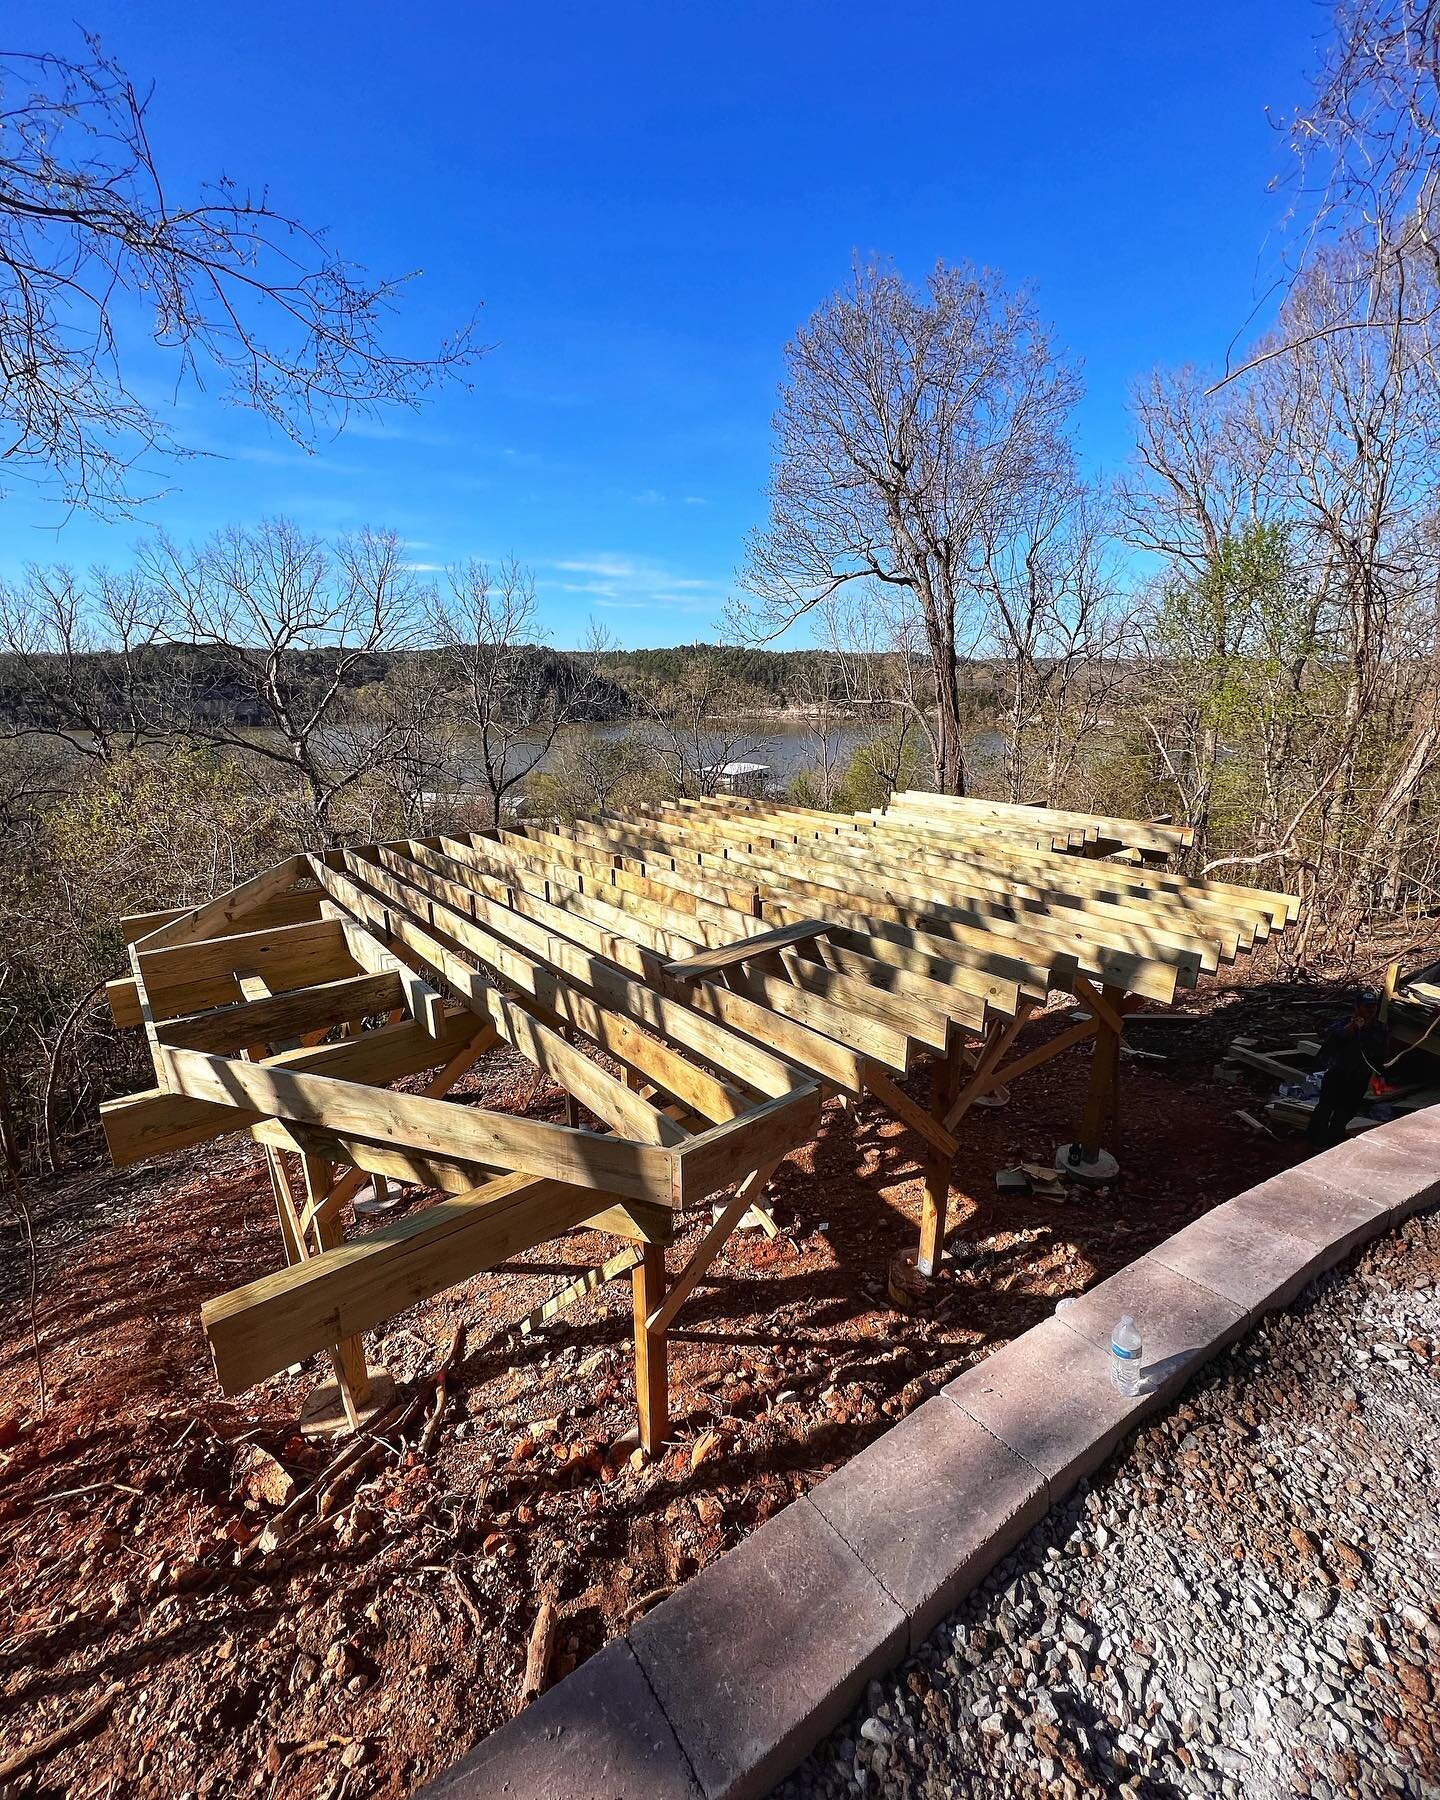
[0,639,943,732]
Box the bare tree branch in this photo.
[0,32,488,514]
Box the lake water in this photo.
[454,716,1007,790]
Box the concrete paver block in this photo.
[628,1495,906,1800]
[807,1395,1047,1650]
[421,1638,699,1800]
[944,1315,1149,1497]
[1308,1124,1440,1223]
[1227,1164,1389,1268]
[1150,1203,1327,1323]
[1052,1254,1247,1397]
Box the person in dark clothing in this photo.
[1306,991,1387,1149]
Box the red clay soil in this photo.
[0,979,1346,1797]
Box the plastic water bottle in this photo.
[1110,1314,1142,1395]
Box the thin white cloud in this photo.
[553,556,643,579]
[539,551,724,616]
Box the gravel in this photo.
[775,1209,1440,1800]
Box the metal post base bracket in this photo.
[1055,1143,1120,1186]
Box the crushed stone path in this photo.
[777,1209,1440,1800]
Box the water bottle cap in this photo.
[1119,1313,1135,1327]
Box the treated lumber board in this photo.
[556,821,1056,1020]
[857,821,1266,944]
[202,1172,612,1393]
[881,792,1193,855]
[120,905,189,943]
[776,904,1030,1011]
[319,855,688,1149]
[521,822,762,918]
[531,825,1038,1016]
[101,1009,487,1165]
[526,901,877,1093]
[815,938,988,1032]
[120,888,324,947]
[860,1060,958,1158]
[516,1247,644,1338]
[775,946,951,1052]
[663,919,832,981]
[239,1036,674,1224]
[339,848,756,1122]
[726,957,914,1073]
[645,1157,783,1337]
[632,1243,668,1452]
[514,984,748,1127]
[587,815,1080,959]
[678,970,866,1094]
[346,848,825,1193]
[157,1044,681,1205]
[138,917,347,990]
[672,1086,819,1209]
[157,970,405,1054]
[862,813,1297,927]
[331,918,445,1036]
[604,811,1212,984]
[139,856,311,950]
[107,940,362,1030]
[734,811,1246,954]
[435,835,711,973]
[395,840,812,1101]
[370,842,799,1108]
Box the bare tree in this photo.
[0,561,174,758]
[813,588,935,793]
[528,725,657,823]
[788,653,850,807]
[434,560,614,825]
[978,475,1127,802]
[1218,1,1440,385]
[0,33,485,513]
[141,519,422,845]
[739,257,1081,794]
[630,656,769,798]
[1127,244,1440,944]
[371,654,468,838]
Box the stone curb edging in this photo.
[420,1112,1440,1800]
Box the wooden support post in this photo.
[266,1149,304,1267]
[303,1154,375,1431]
[918,1030,965,1278]
[632,1244,668,1455]
[1078,984,1125,1158]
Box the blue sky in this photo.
[5,1,1321,645]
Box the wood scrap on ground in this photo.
[519,1593,558,1705]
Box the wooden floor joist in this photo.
[105,790,1295,1448]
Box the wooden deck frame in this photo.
[105,794,1294,1450]
[485,794,1292,1274]
[106,851,820,1449]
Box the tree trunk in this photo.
[929,622,966,796]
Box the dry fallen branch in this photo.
[0,1680,122,1781]
[417,1322,468,1457]
[620,1583,676,1625]
[252,1326,468,1558]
